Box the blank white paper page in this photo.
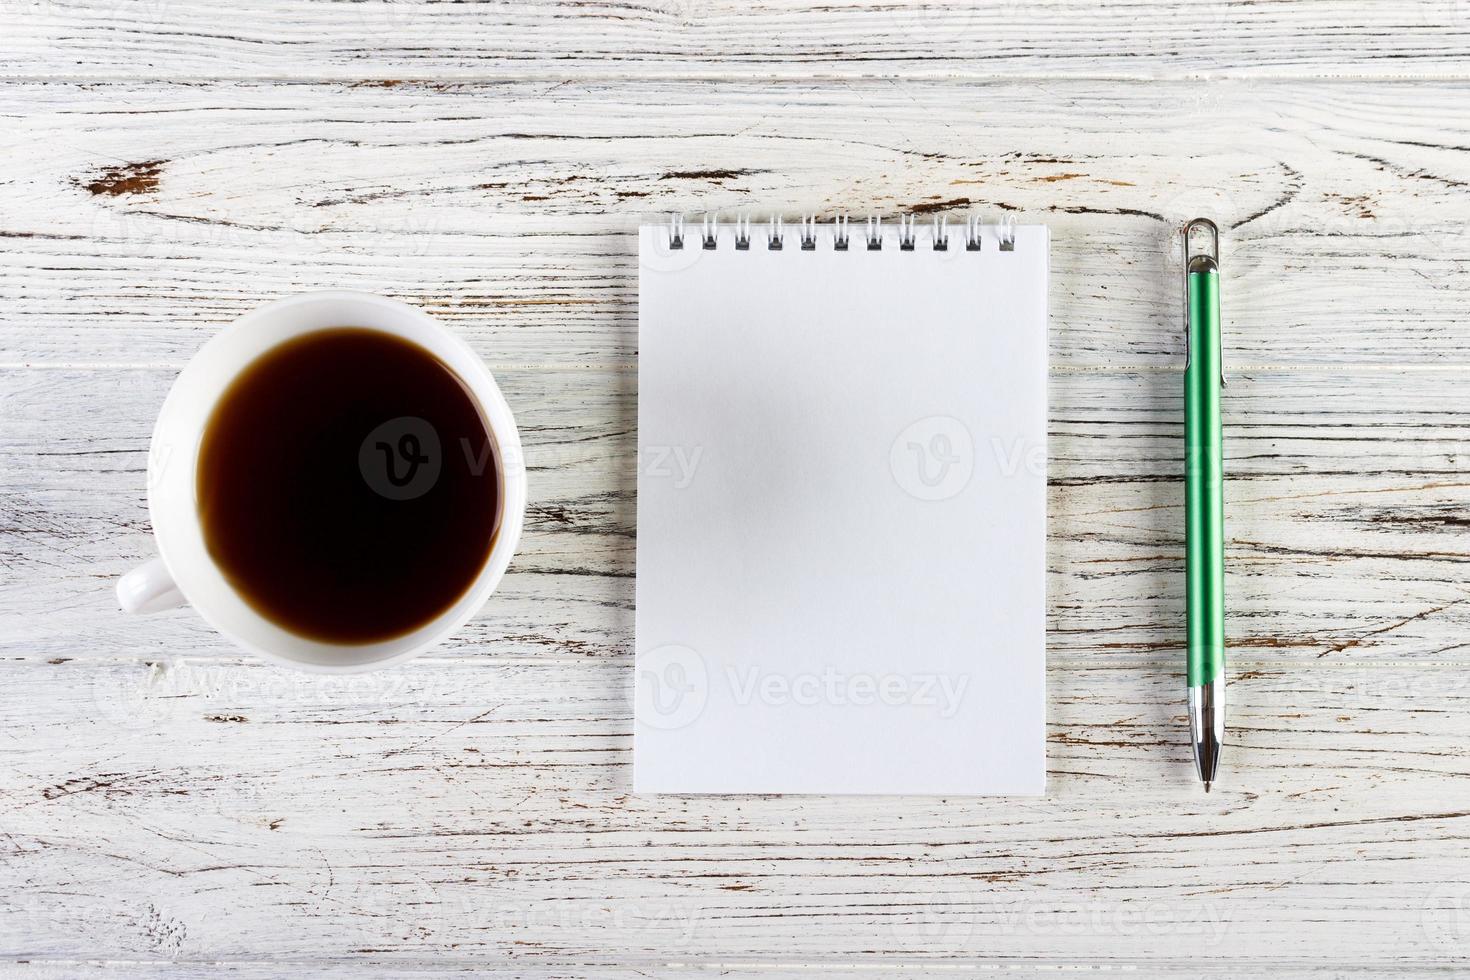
[635,220,1048,795]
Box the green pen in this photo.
[1183,218,1225,792]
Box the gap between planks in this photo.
[11,362,1470,374]
[14,655,1470,670]
[7,72,1470,84]
[5,957,1451,974]
[1,956,1457,972]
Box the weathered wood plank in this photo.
[1,657,1466,966]
[7,1,1470,80]
[2,970,1449,980]
[4,44,1470,972]
[3,969,1439,980]
[5,366,1470,664]
[0,367,633,661]
[3,79,1470,368]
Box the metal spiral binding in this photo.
[865,216,883,251]
[734,215,752,251]
[965,215,983,251]
[998,215,1016,252]
[665,213,1015,252]
[898,215,917,251]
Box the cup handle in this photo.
[116,557,186,614]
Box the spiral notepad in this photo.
[635,215,1048,795]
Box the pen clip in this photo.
[1182,218,1223,387]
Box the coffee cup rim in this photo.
[147,290,527,672]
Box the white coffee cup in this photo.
[116,291,527,672]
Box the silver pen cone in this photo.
[1189,676,1225,789]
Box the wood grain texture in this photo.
[6,1,1470,971]
[2,657,1468,968]
[6,971,1441,980]
[4,971,1449,980]
[3,79,1470,368]
[8,973,1463,980]
[6,366,1470,666]
[7,0,1470,81]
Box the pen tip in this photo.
[1204,781,1212,793]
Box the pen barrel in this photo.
[1185,270,1225,688]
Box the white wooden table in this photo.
[4,2,1470,975]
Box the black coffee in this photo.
[196,328,501,644]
